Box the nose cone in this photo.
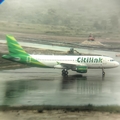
[115,61,119,67]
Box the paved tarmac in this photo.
[0,61,120,106]
[0,40,120,106]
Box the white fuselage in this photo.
[30,55,119,69]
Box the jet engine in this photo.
[72,66,87,73]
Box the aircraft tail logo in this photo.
[6,35,28,55]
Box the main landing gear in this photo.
[62,69,68,76]
[102,68,105,76]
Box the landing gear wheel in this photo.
[102,71,105,76]
[62,69,68,76]
[102,68,105,76]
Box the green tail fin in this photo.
[6,35,28,55]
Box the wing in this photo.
[54,61,86,70]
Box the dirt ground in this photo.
[0,110,120,120]
[1,31,120,43]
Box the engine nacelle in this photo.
[75,66,87,73]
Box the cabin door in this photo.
[102,59,107,68]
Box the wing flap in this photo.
[58,61,86,69]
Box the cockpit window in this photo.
[110,59,114,61]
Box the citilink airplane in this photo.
[2,35,119,76]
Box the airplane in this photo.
[2,35,119,76]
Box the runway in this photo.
[0,62,120,106]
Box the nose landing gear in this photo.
[102,68,105,76]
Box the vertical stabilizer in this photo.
[6,35,28,55]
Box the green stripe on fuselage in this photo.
[30,57,51,68]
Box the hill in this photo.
[0,0,120,37]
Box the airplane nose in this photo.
[115,62,119,67]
